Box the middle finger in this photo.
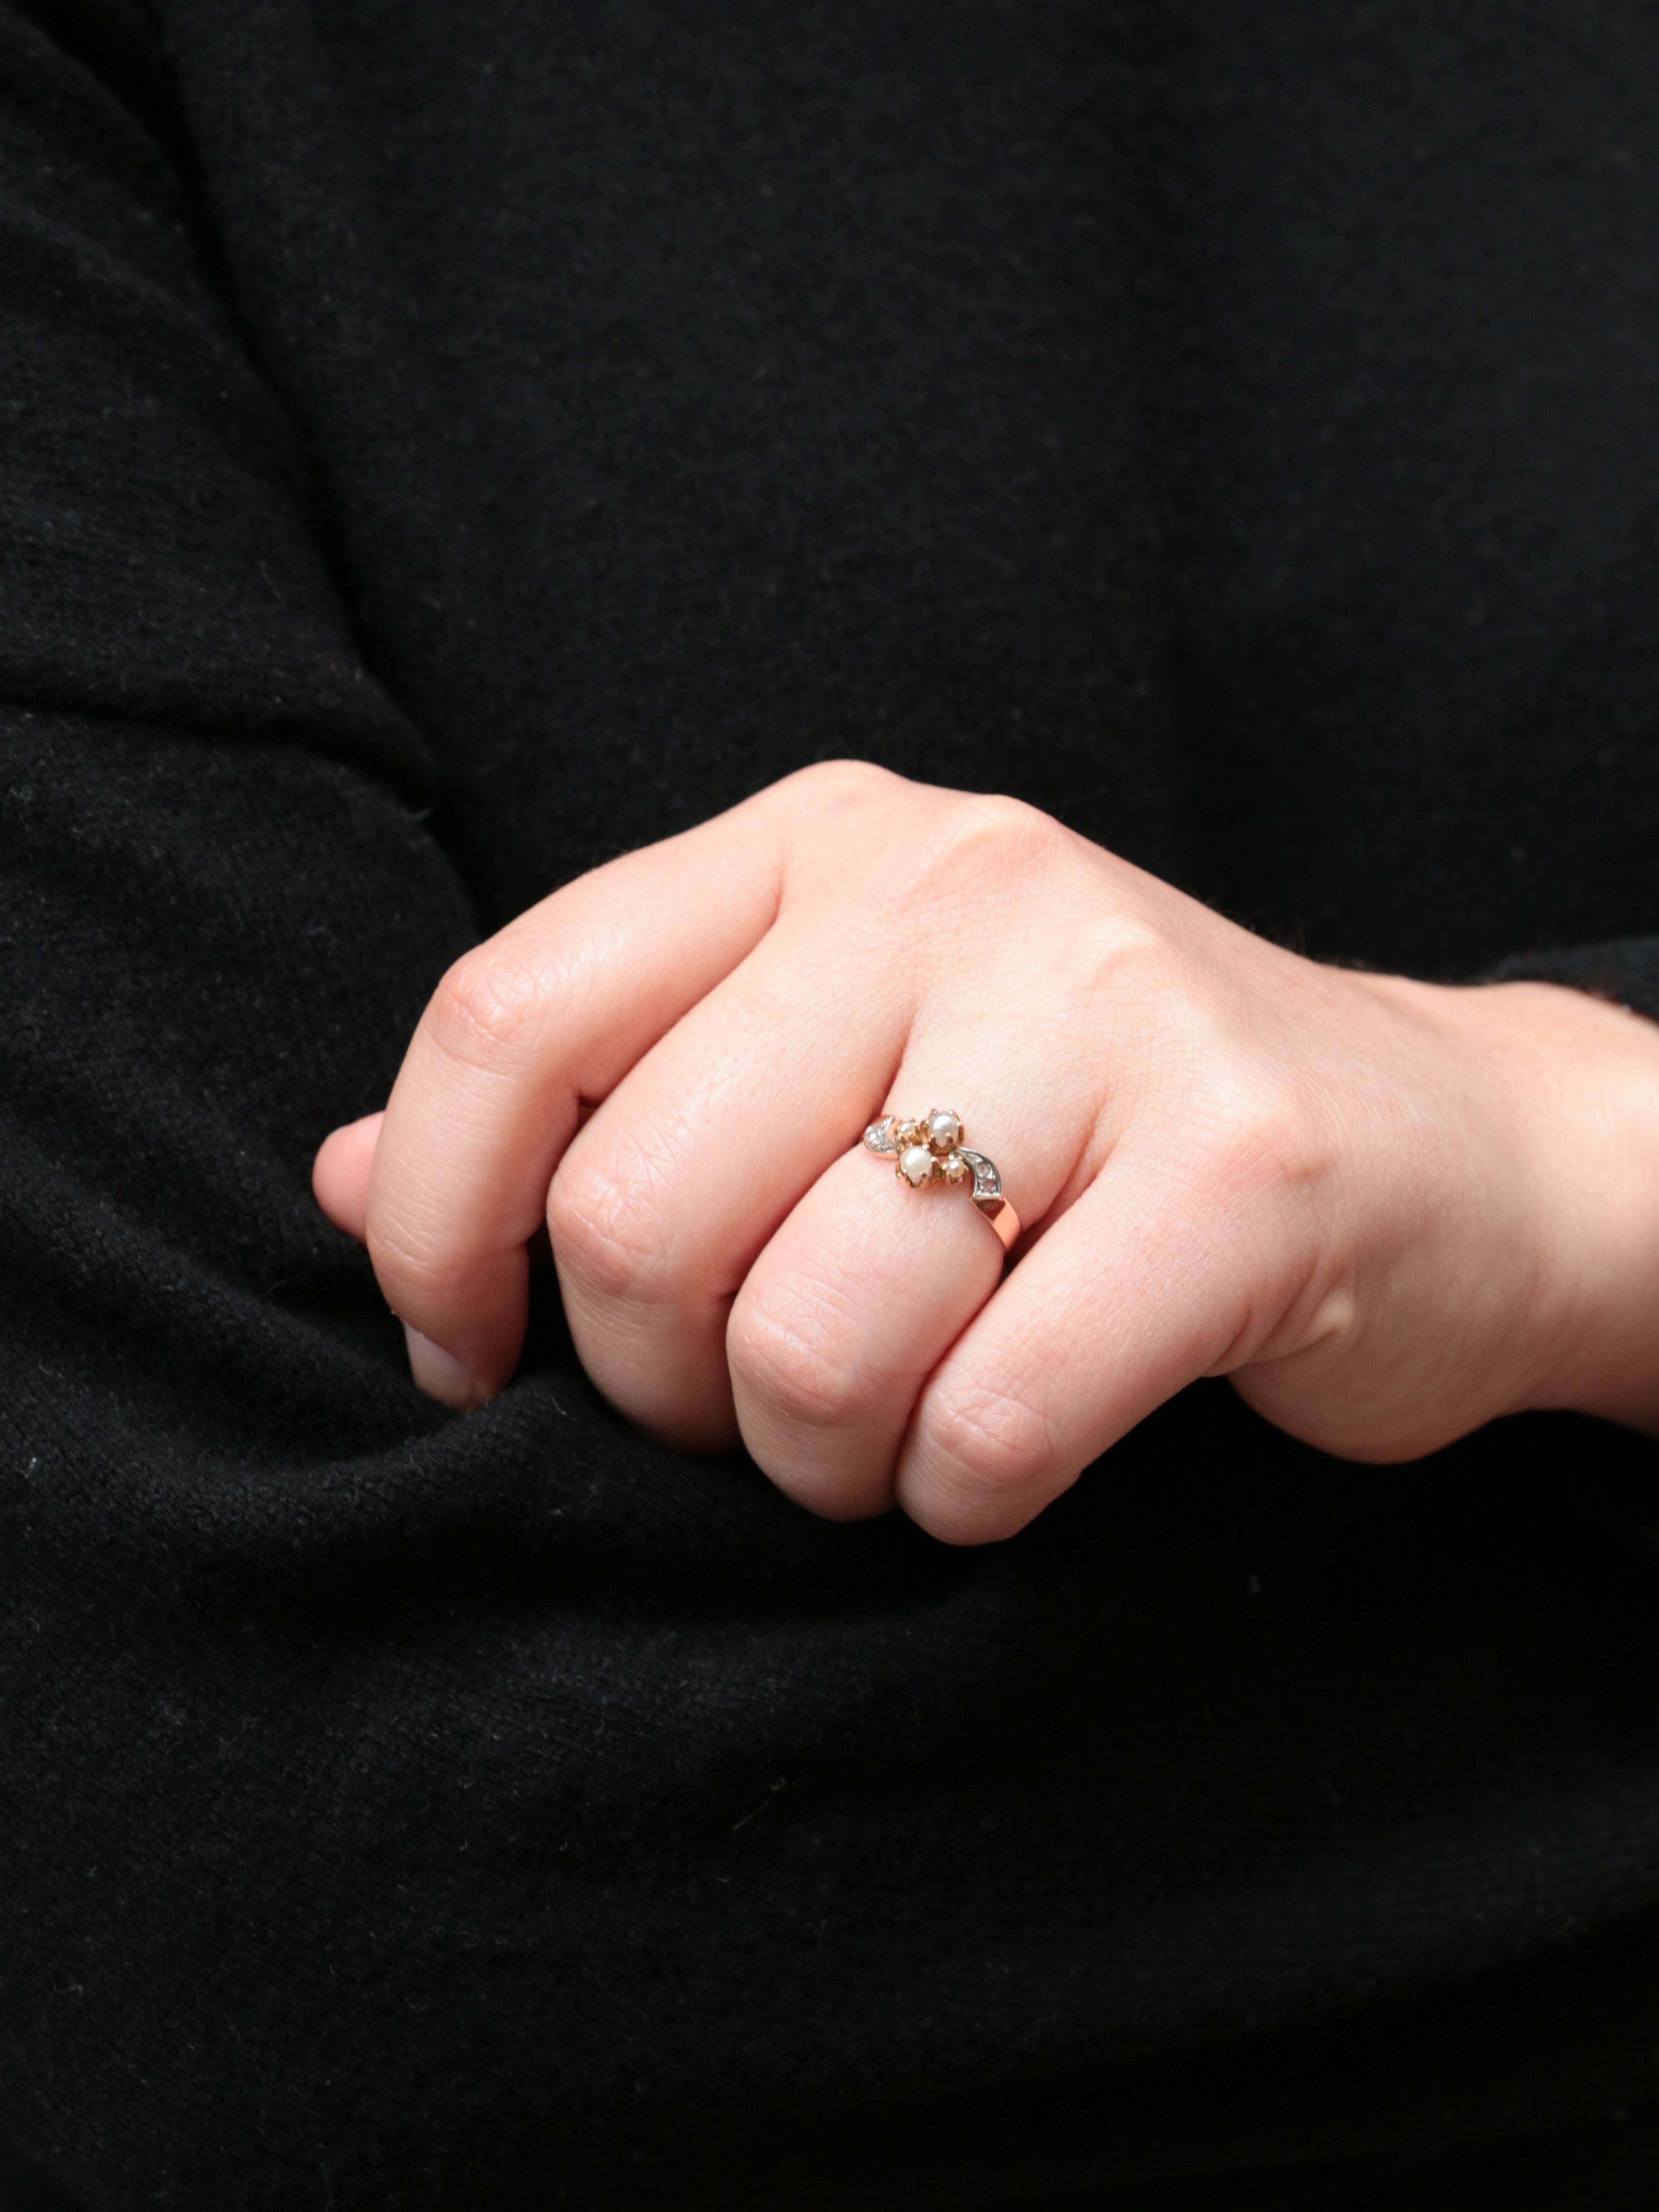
[547,904,909,1448]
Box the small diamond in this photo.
[863,1117,898,1154]
[960,1150,1000,1198]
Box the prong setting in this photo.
[861,1106,1019,1250]
[868,1106,978,1191]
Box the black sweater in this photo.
[4,4,1659,2207]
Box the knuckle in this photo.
[1064,909,1178,1010]
[773,759,903,856]
[915,1377,1055,1513]
[547,1146,678,1306]
[363,1211,468,1308]
[791,756,898,806]
[425,946,552,1073]
[770,759,906,901]
[890,792,1073,917]
[727,1284,867,1434]
[1202,1070,1329,1212]
[945,791,1070,870]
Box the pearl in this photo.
[899,1145,935,1186]
[942,1151,968,1183]
[928,1107,962,1151]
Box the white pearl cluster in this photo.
[893,1106,969,1187]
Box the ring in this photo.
[862,1106,1021,1253]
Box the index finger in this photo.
[358,794,789,1407]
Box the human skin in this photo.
[312,760,1659,1544]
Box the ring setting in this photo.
[862,1106,1020,1252]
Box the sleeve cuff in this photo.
[1487,936,1659,1028]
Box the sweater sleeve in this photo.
[1490,937,1659,1026]
[0,21,1012,2206]
[0,8,493,2199]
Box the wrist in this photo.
[1373,973,1659,1433]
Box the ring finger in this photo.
[726,1007,1102,1522]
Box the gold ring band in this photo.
[862,1107,1020,1253]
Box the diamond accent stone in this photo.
[958,1149,1000,1200]
[863,1117,898,1154]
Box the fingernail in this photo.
[403,1323,484,1410]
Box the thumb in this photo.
[312,1111,384,1243]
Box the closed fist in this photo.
[315,761,1659,1542]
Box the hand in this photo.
[313,761,1659,1542]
